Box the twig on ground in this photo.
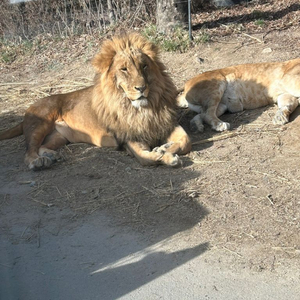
[266,194,274,205]
[223,246,242,257]
[0,82,37,86]
[242,33,263,43]
[192,132,244,145]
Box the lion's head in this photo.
[91,33,178,147]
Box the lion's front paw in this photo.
[153,142,174,154]
[161,153,182,167]
[214,122,230,132]
[151,148,182,167]
[273,110,289,125]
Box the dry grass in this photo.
[0,0,155,41]
[0,77,93,105]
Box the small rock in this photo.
[196,57,205,64]
[262,48,272,54]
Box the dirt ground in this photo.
[1,1,300,293]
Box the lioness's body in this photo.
[178,59,300,132]
[0,33,191,170]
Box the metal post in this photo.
[188,0,193,40]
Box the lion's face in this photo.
[92,33,165,109]
[112,51,151,108]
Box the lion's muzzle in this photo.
[131,96,149,108]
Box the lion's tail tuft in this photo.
[0,122,23,140]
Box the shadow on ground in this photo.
[0,107,210,299]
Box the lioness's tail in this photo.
[0,122,23,140]
[176,88,184,95]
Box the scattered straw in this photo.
[36,219,41,248]
[0,82,37,86]
[223,246,242,257]
[55,186,62,197]
[0,263,13,269]
[192,132,243,145]
[28,197,54,207]
[142,185,159,196]
[192,160,228,164]
[252,170,292,185]
[155,204,171,213]
[266,194,274,205]
[241,33,263,43]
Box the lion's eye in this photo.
[121,67,127,72]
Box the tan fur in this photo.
[0,33,191,170]
[178,59,300,132]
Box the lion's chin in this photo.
[131,97,149,109]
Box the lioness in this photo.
[178,59,300,132]
[0,33,191,170]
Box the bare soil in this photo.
[1,0,300,279]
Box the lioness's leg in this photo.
[190,114,204,132]
[203,103,230,131]
[273,93,299,125]
[177,94,189,108]
[190,103,228,132]
[126,141,181,167]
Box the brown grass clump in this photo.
[0,0,155,41]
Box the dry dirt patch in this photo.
[1,12,300,275]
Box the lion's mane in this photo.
[91,33,178,148]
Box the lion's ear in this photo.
[129,33,159,62]
[141,42,159,62]
[92,40,116,73]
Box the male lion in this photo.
[0,33,191,170]
[177,59,300,132]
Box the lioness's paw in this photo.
[214,122,230,132]
[190,115,204,133]
[273,110,289,125]
[28,156,53,171]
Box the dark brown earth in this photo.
[1,0,300,278]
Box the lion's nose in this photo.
[135,85,146,93]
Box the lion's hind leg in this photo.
[39,130,68,161]
[26,130,68,170]
[273,93,299,125]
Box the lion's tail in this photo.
[0,122,23,140]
